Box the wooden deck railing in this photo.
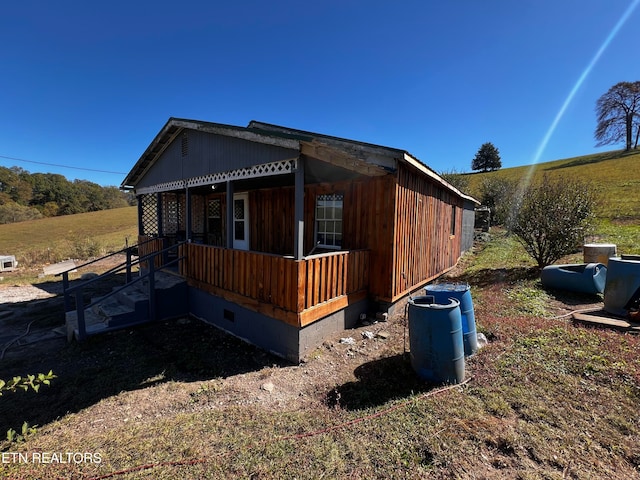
[179,243,369,320]
[300,250,369,310]
[138,235,166,268]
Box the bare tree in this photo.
[595,81,640,151]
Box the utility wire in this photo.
[0,154,126,175]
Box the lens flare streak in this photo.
[520,0,640,193]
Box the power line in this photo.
[0,154,127,175]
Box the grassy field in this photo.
[0,206,137,280]
[1,230,639,479]
[464,149,640,220]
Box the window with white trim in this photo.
[316,193,343,249]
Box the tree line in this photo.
[0,166,134,224]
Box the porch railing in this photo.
[178,243,369,315]
[62,238,186,340]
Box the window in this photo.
[450,205,457,235]
[316,193,343,249]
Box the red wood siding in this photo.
[249,187,295,254]
[304,176,395,300]
[392,163,462,301]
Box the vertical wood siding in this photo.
[303,175,395,300]
[137,235,165,269]
[392,164,462,300]
[249,187,295,254]
[136,130,298,190]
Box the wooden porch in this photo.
[140,237,370,328]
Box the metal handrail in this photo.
[55,236,158,277]
[80,255,184,312]
[65,240,187,340]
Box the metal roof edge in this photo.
[402,153,480,205]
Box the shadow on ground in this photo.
[451,266,540,287]
[541,287,603,307]
[544,150,633,171]
[0,279,285,434]
[325,353,440,411]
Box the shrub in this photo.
[510,175,598,267]
[478,177,518,226]
[0,202,42,224]
[72,237,104,259]
[440,169,470,193]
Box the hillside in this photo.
[463,149,640,220]
[0,206,137,268]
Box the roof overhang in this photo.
[122,117,480,206]
[121,118,301,189]
[402,153,480,205]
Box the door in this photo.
[233,193,249,250]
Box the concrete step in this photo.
[65,309,109,341]
[142,271,187,290]
[66,271,188,341]
[114,285,149,310]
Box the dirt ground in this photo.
[0,257,604,428]
[0,276,410,414]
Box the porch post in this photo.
[137,195,144,235]
[226,180,234,248]
[294,156,305,260]
[185,186,192,242]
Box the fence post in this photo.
[126,248,132,283]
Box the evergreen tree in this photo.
[471,142,502,172]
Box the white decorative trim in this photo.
[135,158,298,195]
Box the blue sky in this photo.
[1,1,639,186]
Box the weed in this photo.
[503,283,552,317]
[71,237,103,258]
[6,421,37,444]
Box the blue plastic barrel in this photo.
[407,296,465,384]
[540,263,607,294]
[425,283,478,356]
[604,257,640,316]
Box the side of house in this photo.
[123,118,478,361]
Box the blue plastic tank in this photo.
[604,257,640,316]
[540,263,607,294]
[425,283,478,356]
[407,296,465,384]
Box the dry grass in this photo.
[1,231,639,479]
[0,206,137,270]
[465,149,640,220]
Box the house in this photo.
[121,118,478,362]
